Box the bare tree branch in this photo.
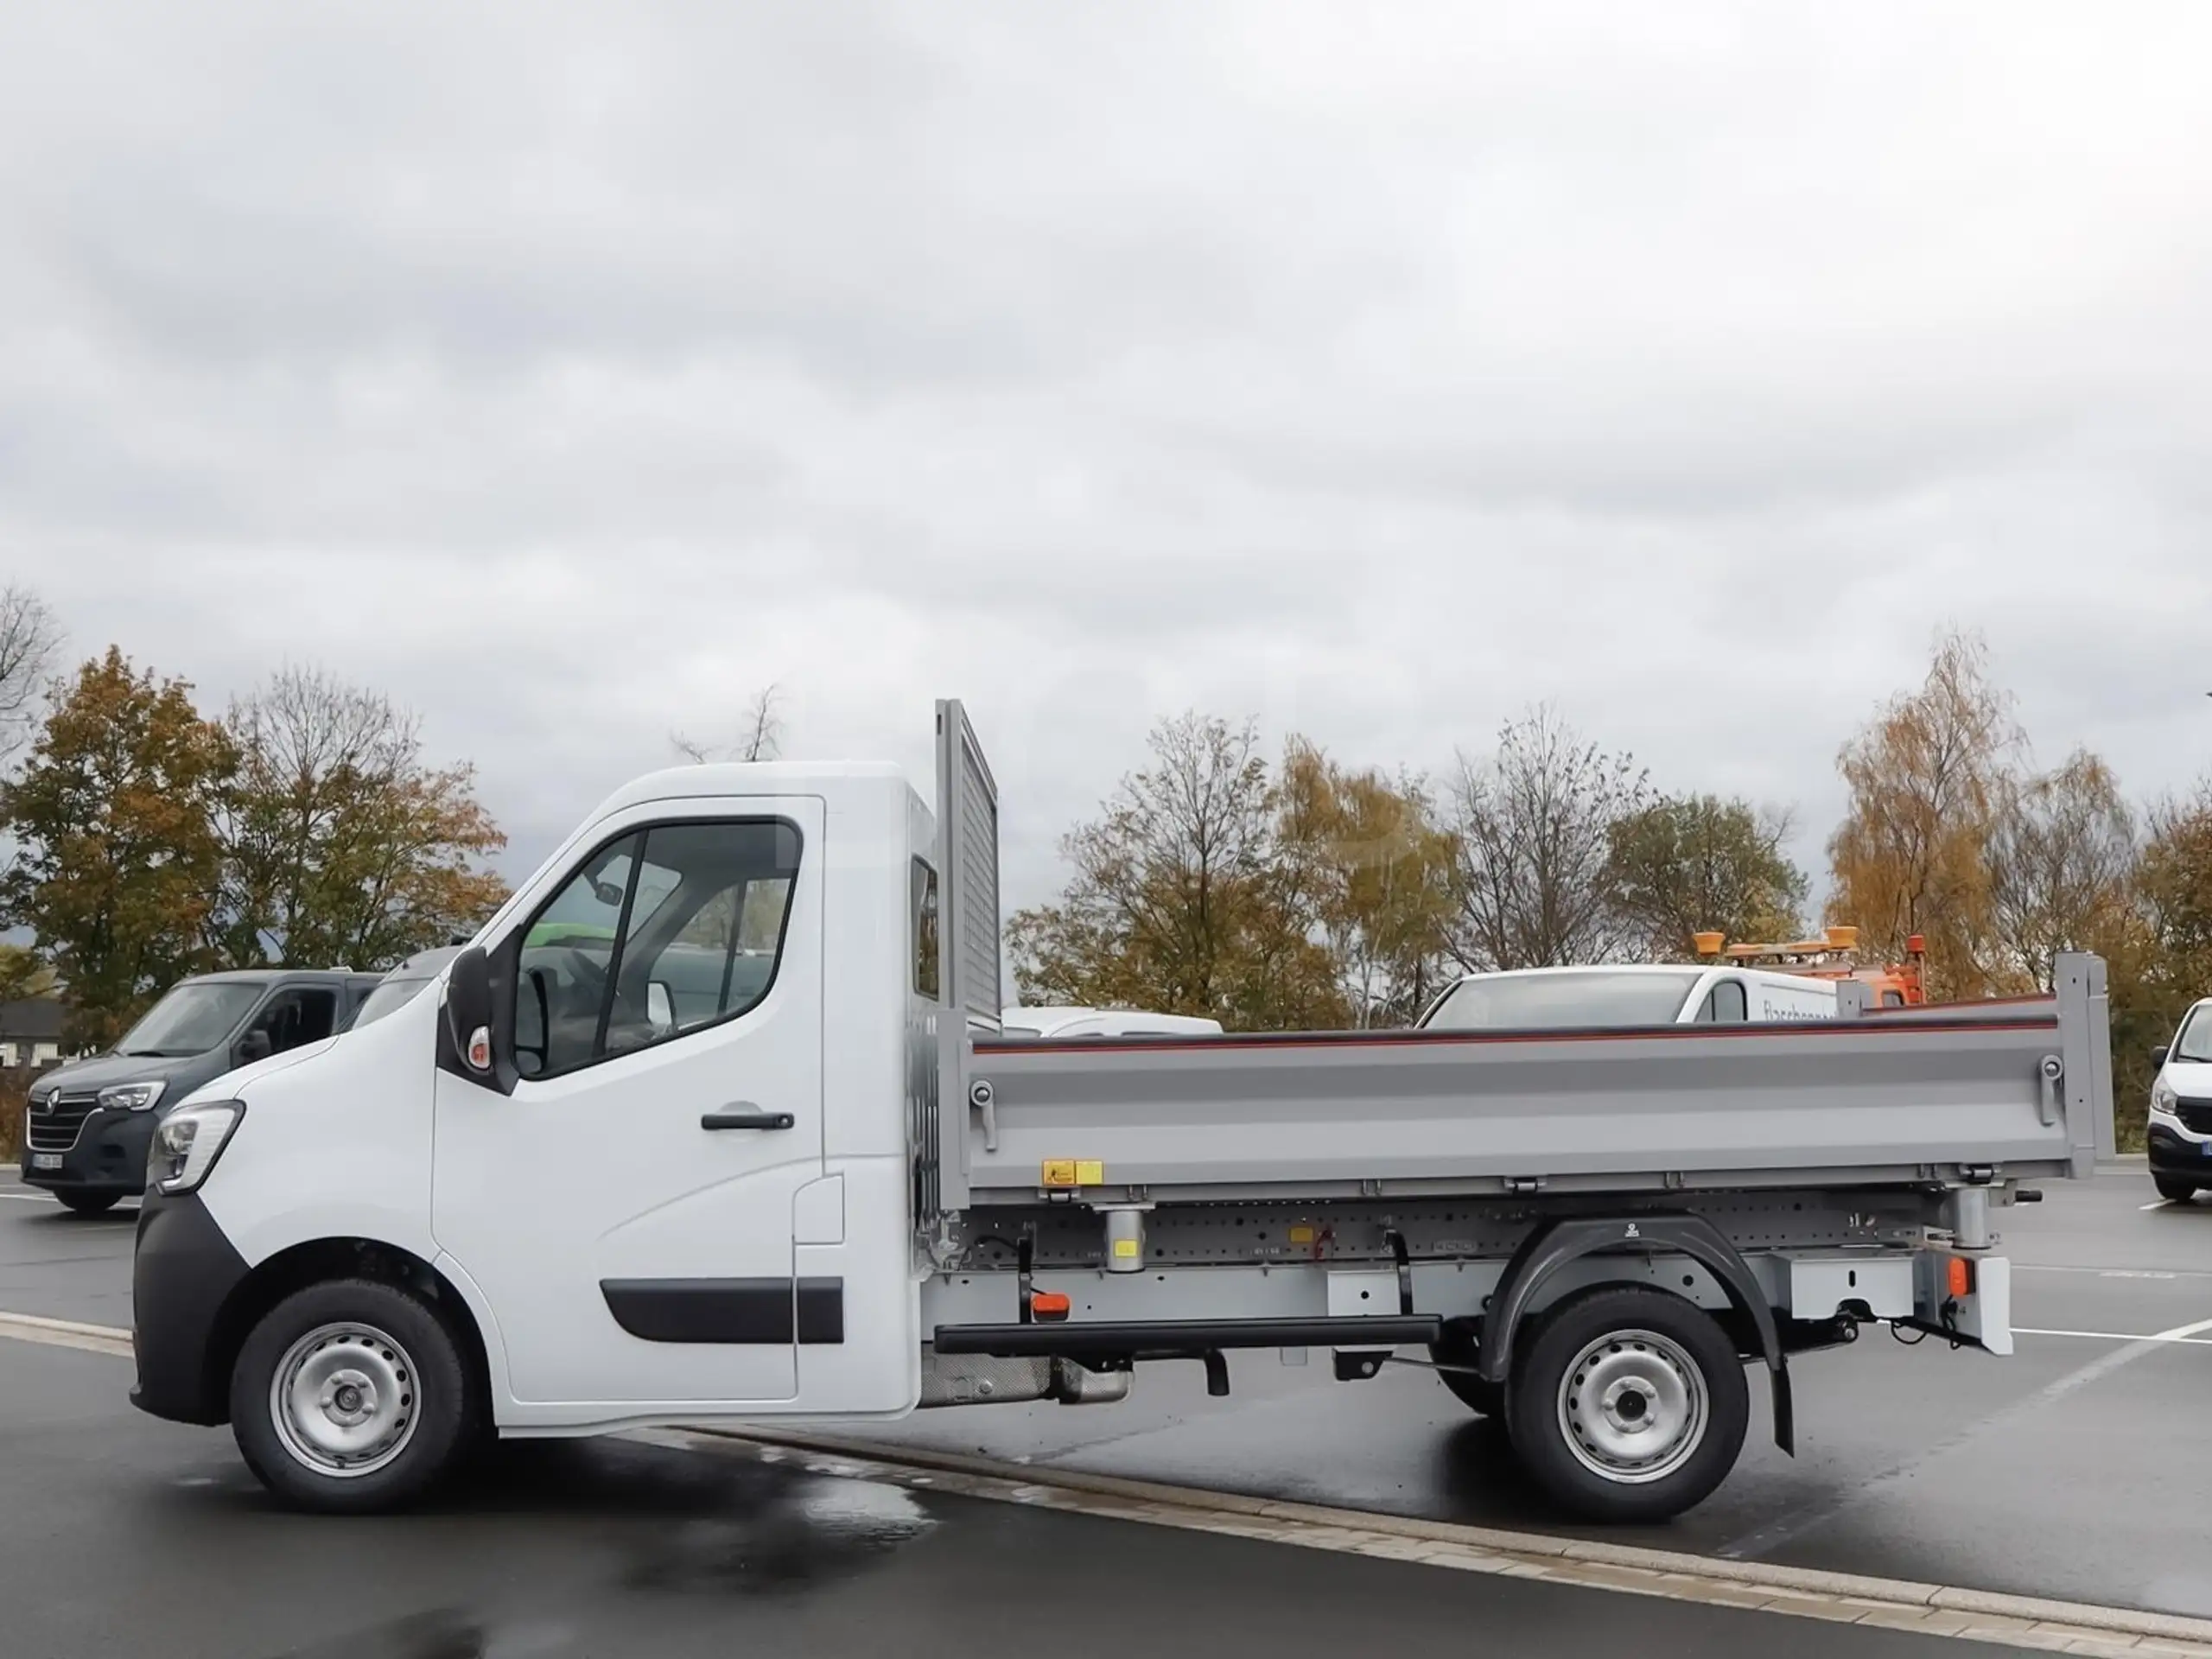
[0,582,63,760]
[671,683,785,765]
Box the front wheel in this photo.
[1505,1287,1750,1525]
[230,1279,475,1515]
[2154,1174,2199,1205]
[55,1192,122,1217]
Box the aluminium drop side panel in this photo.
[932,698,1002,1211]
[963,995,2097,1201]
[2056,952,2116,1170]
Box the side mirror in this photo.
[2152,1046,2170,1070]
[647,980,676,1035]
[236,1029,273,1065]
[446,945,496,1072]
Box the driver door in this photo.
[432,795,824,1411]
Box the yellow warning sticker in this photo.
[1112,1237,1140,1259]
[1042,1159,1077,1187]
[1288,1225,1316,1245]
[1076,1160,1106,1186]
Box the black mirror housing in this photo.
[236,1029,273,1065]
[446,945,496,1072]
[2152,1046,2170,1070]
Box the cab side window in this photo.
[512,819,802,1080]
[1694,981,1749,1024]
[253,988,339,1053]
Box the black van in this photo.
[20,969,383,1215]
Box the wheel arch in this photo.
[1474,1212,1794,1455]
[204,1236,493,1429]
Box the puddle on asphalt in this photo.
[270,1608,578,1658]
[621,1472,935,1596]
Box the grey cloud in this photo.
[7,2,2212,918]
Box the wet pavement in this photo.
[0,1335,2031,1659]
[1,1162,2203,1646]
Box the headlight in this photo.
[148,1101,245,1195]
[2152,1078,2180,1117]
[98,1081,166,1113]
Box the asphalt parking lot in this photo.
[4,1161,2206,1656]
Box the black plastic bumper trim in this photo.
[600,1277,844,1344]
[129,1189,251,1426]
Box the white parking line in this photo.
[0,1191,54,1204]
[0,1311,132,1357]
[2018,1326,2212,1346]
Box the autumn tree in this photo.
[2140,784,2212,986]
[1826,631,2022,998]
[1278,741,1458,1026]
[1007,713,1345,1030]
[1446,706,1650,971]
[1986,751,2138,993]
[0,581,63,762]
[1607,795,1809,959]
[220,665,510,971]
[0,649,237,1049]
[0,943,51,1004]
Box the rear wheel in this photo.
[1505,1286,1749,1525]
[2154,1174,2199,1205]
[1427,1341,1504,1415]
[230,1278,474,1515]
[56,1192,121,1217]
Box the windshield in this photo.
[1421,970,1706,1032]
[2177,1008,2212,1065]
[348,976,431,1031]
[115,982,264,1057]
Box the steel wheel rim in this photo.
[269,1321,421,1478]
[1555,1327,1707,1486]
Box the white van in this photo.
[999,1005,1226,1039]
[2147,997,2212,1204]
[1418,964,1840,1031]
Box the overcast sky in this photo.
[5,2,2211,916]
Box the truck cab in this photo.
[23,968,384,1214]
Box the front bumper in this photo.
[19,1104,157,1196]
[2147,1119,2212,1177]
[129,1189,250,1426]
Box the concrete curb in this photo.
[683,1426,2212,1652]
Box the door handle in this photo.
[701,1105,795,1131]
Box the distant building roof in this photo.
[0,999,66,1042]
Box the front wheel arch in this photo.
[206,1238,492,1433]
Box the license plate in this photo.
[30,1154,61,1170]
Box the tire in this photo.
[56,1192,122,1217]
[229,1278,475,1515]
[1504,1286,1750,1525]
[1427,1343,1505,1416]
[2154,1174,2199,1205]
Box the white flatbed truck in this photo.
[127,702,2114,1522]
